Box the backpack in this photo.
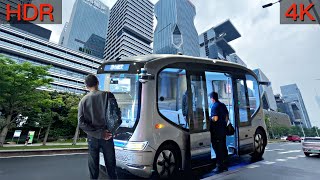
[105,91,122,133]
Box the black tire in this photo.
[304,152,310,157]
[251,129,266,160]
[152,144,181,179]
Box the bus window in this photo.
[246,74,260,117]
[205,72,233,117]
[189,74,208,132]
[97,73,140,130]
[236,79,250,126]
[158,68,188,128]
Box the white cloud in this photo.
[40,0,320,127]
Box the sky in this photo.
[39,0,320,127]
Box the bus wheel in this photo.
[153,144,180,179]
[251,129,266,160]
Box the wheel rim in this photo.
[156,150,176,178]
[254,133,264,153]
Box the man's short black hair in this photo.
[85,74,99,88]
[209,92,219,101]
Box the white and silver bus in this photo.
[97,55,268,178]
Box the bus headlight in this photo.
[124,141,148,151]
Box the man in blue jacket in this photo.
[209,92,229,173]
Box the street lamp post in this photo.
[262,0,320,24]
[262,0,282,8]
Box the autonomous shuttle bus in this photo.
[97,55,268,178]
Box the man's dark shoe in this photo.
[213,166,228,173]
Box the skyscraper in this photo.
[104,0,153,61]
[153,0,199,57]
[281,84,312,128]
[59,0,109,58]
[199,20,241,61]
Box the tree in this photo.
[40,91,65,145]
[64,93,83,145]
[0,55,52,147]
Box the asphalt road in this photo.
[0,142,319,180]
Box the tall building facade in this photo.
[153,0,199,57]
[59,0,109,58]
[281,84,312,128]
[104,0,153,61]
[226,54,247,67]
[0,24,102,94]
[199,20,244,66]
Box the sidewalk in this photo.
[3,142,87,147]
[0,142,88,157]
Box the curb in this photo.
[0,148,88,157]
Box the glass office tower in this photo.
[59,0,109,58]
[104,0,154,61]
[281,84,312,128]
[153,0,199,57]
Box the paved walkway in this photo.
[3,142,87,147]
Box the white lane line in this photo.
[265,148,285,152]
[297,155,305,158]
[287,156,298,159]
[246,164,260,169]
[278,150,301,154]
[276,159,287,162]
[260,161,276,165]
[0,153,87,159]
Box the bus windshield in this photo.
[97,73,140,131]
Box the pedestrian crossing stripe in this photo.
[287,157,298,159]
[276,159,287,161]
[246,165,260,169]
[260,161,275,165]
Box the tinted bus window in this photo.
[158,68,188,129]
[246,74,260,117]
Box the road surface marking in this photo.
[287,156,298,159]
[246,164,260,169]
[260,161,276,165]
[280,143,300,146]
[276,159,287,162]
[278,150,301,154]
[266,149,285,152]
[297,155,305,158]
[0,153,87,159]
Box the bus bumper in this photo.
[99,147,155,178]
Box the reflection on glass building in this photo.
[153,0,200,57]
[0,25,102,94]
[104,0,153,61]
[280,84,312,128]
[253,69,277,111]
[59,0,109,58]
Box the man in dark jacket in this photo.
[78,74,117,179]
[209,92,229,173]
